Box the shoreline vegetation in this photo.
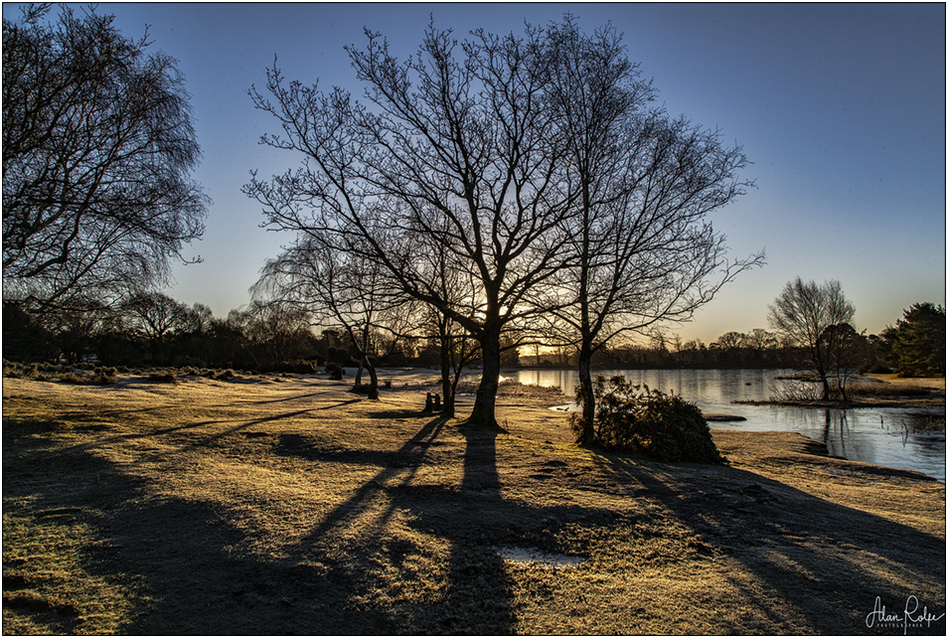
[2,368,945,634]
[736,373,946,412]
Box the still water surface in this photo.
[515,368,946,483]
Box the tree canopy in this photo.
[246,17,759,428]
[2,5,208,310]
[882,303,946,376]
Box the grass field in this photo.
[2,369,945,634]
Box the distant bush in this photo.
[278,359,318,374]
[92,366,119,385]
[325,364,344,380]
[572,375,724,464]
[147,370,179,384]
[847,381,937,399]
[58,372,85,385]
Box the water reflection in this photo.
[517,368,946,483]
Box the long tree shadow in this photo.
[2,425,316,634]
[282,421,618,634]
[588,450,946,634]
[283,421,516,632]
[428,427,515,633]
[32,399,364,461]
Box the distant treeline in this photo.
[3,295,941,377]
[2,293,513,373]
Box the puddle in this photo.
[549,403,577,412]
[497,546,585,568]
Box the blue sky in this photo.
[6,2,945,343]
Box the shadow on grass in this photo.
[278,422,615,633]
[15,406,936,634]
[20,399,364,461]
[587,449,946,635]
[2,428,300,633]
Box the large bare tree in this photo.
[2,5,208,310]
[245,23,576,428]
[541,18,763,443]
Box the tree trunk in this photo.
[468,328,501,430]
[440,332,456,418]
[353,357,364,387]
[365,360,379,400]
[576,340,596,445]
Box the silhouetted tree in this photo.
[2,301,54,361]
[820,323,870,399]
[709,331,748,365]
[3,5,208,311]
[540,18,762,443]
[121,291,189,364]
[744,327,779,364]
[245,22,576,428]
[421,239,483,417]
[768,278,856,400]
[255,237,418,399]
[229,300,317,370]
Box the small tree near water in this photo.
[571,375,724,464]
[768,278,856,400]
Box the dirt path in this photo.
[3,372,945,634]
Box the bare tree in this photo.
[421,235,483,417]
[821,323,870,400]
[229,300,315,369]
[3,5,208,310]
[541,18,763,443]
[255,236,417,400]
[767,277,856,400]
[745,328,778,351]
[121,291,189,364]
[245,22,576,428]
[744,327,779,364]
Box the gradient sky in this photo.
[5,2,945,344]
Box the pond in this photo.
[515,368,946,483]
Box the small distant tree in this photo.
[710,331,748,365]
[767,278,856,400]
[3,5,208,310]
[414,228,485,417]
[230,300,316,369]
[820,323,870,400]
[744,328,779,363]
[121,291,189,364]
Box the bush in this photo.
[147,370,179,384]
[58,372,85,385]
[92,366,119,385]
[274,359,319,374]
[572,375,724,464]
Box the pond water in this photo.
[515,368,946,483]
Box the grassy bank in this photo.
[2,371,945,634]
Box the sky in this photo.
[5,2,945,344]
